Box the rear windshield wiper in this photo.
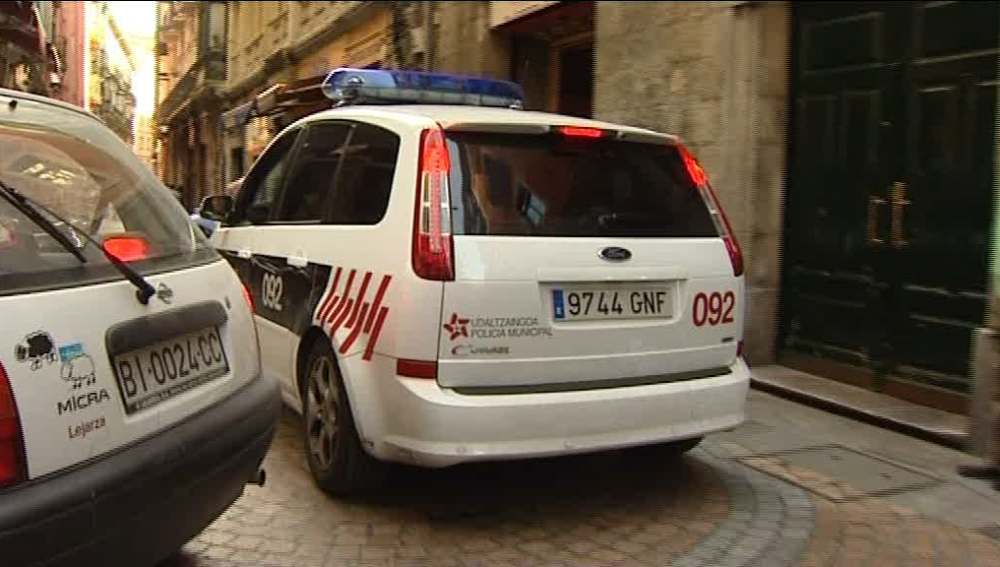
[0,179,87,264]
[0,179,156,305]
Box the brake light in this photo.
[241,282,254,312]
[396,358,438,379]
[0,362,26,488]
[412,128,455,281]
[557,126,605,139]
[677,145,744,277]
[103,236,150,262]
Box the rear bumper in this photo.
[0,375,280,567]
[364,359,749,467]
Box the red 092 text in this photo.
[692,291,735,327]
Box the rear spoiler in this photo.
[442,122,678,145]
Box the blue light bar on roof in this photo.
[321,68,525,109]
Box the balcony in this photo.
[157,48,225,123]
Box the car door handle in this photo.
[237,248,252,259]
[287,255,308,268]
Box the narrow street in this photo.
[167,389,1000,567]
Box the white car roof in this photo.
[296,105,679,144]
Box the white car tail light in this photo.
[412,128,455,281]
[678,144,744,277]
[0,361,25,487]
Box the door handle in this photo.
[236,248,252,259]
[867,195,886,246]
[287,255,308,268]
[889,181,910,249]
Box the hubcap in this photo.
[306,355,338,470]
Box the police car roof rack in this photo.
[322,68,524,110]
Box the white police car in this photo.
[205,69,749,495]
[0,89,279,566]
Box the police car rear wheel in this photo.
[302,339,385,496]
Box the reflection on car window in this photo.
[446,132,718,238]
[0,97,216,295]
[277,122,351,222]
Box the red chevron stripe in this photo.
[324,269,356,327]
[364,275,392,333]
[316,267,342,322]
[339,303,370,354]
[330,298,354,334]
[363,306,390,361]
[344,271,372,329]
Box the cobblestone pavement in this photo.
[165,391,1000,567]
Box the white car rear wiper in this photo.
[0,179,156,305]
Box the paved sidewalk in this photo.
[167,390,1000,567]
[751,364,969,449]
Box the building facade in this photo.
[52,0,86,107]
[154,0,226,209]
[220,1,397,185]
[86,1,136,142]
[0,1,84,104]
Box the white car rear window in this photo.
[0,97,217,295]
[445,132,718,238]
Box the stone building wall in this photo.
[593,1,791,364]
[435,2,510,77]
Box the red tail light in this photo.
[412,128,455,281]
[678,145,744,277]
[103,235,150,262]
[557,126,605,139]
[241,282,254,312]
[0,362,26,488]
[396,358,438,379]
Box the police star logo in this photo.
[443,313,470,341]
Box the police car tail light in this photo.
[242,282,254,312]
[0,362,26,488]
[557,126,605,139]
[412,128,455,281]
[396,358,438,379]
[678,145,744,277]
[102,235,150,262]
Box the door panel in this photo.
[783,1,999,395]
[893,2,999,386]
[784,3,903,368]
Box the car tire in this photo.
[301,338,385,497]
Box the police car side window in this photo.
[327,123,400,225]
[274,122,351,223]
[230,130,300,225]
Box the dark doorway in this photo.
[557,42,594,118]
[781,1,999,406]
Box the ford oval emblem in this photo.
[599,247,632,262]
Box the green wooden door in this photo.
[783,1,999,395]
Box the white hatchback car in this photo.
[205,69,749,495]
[0,89,279,566]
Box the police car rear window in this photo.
[0,96,217,296]
[445,132,718,238]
